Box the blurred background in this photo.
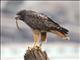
[1,1,80,60]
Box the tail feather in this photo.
[57,27,69,35]
[50,27,69,40]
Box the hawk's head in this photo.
[15,10,27,21]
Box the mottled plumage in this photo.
[15,10,69,46]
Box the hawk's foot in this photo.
[33,44,41,50]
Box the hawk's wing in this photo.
[33,12,61,29]
[32,12,68,34]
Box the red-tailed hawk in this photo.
[15,10,69,46]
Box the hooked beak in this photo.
[15,15,20,20]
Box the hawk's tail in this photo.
[57,27,69,35]
[50,27,70,40]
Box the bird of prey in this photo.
[15,10,69,47]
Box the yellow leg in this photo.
[32,30,41,47]
[40,32,47,46]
